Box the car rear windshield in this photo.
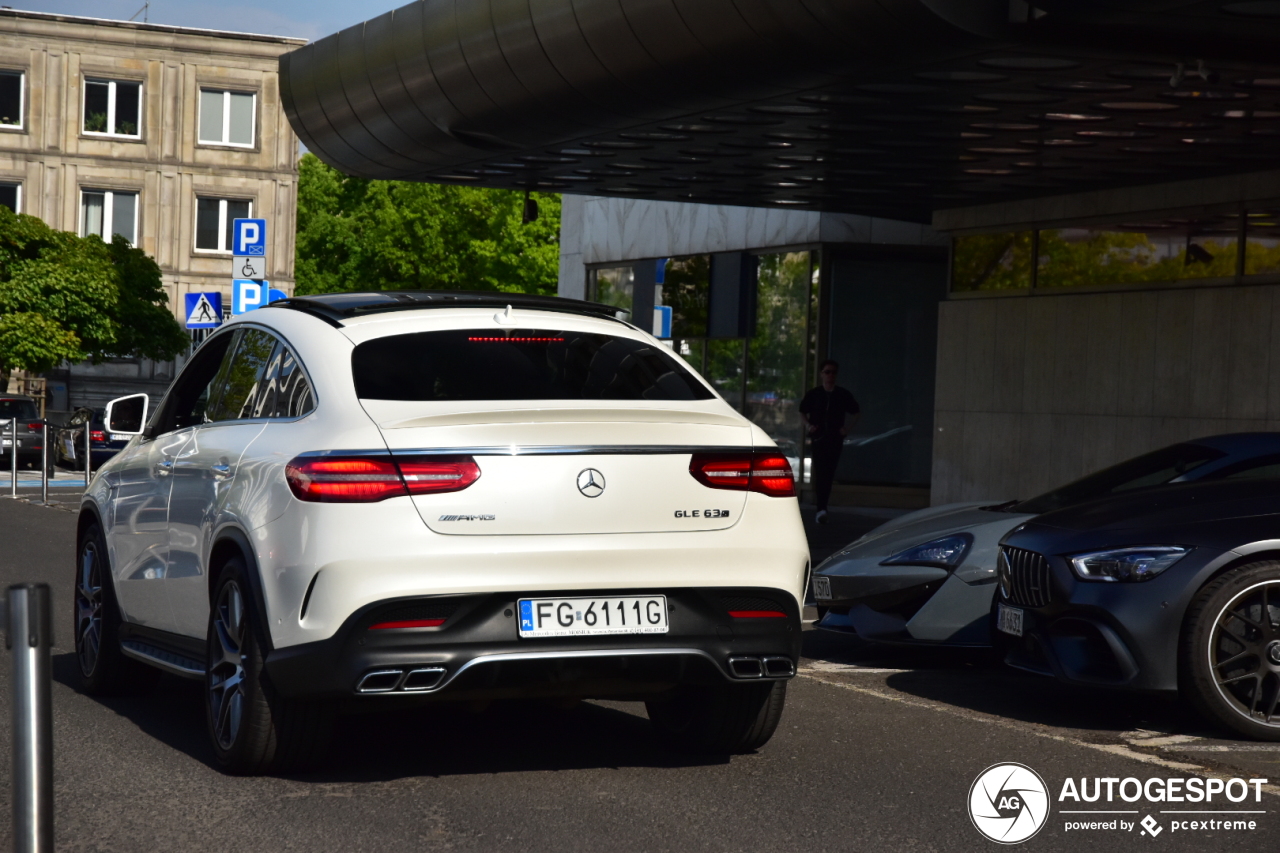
[0,398,38,420]
[352,329,714,402]
[1010,443,1226,514]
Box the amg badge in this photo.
[437,514,496,522]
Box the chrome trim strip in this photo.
[296,446,759,459]
[393,445,758,457]
[120,640,205,680]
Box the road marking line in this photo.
[799,662,911,675]
[797,672,1280,798]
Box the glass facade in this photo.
[951,211,1276,292]
[587,248,944,490]
[827,252,947,488]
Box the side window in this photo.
[274,347,316,418]
[205,329,275,422]
[154,331,237,433]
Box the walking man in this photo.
[799,360,860,524]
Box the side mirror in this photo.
[104,394,149,436]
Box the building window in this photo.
[198,89,255,147]
[83,79,141,137]
[0,70,22,128]
[81,189,138,245]
[0,182,19,213]
[195,197,252,252]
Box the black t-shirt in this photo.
[799,386,860,442]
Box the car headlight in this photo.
[881,533,973,569]
[1069,546,1189,583]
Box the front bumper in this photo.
[994,547,1223,692]
[264,586,801,700]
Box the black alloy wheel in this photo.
[205,558,333,774]
[1183,561,1280,740]
[647,679,787,753]
[208,579,248,752]
[73,523,156,694]
[75,536,105,678]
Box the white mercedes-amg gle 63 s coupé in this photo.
[76,292,808,774]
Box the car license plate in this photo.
[997,603,1024,637]
[109,434,129,442]
[1,439,9,447]
[812,576,832,600]
[517,595,668,638]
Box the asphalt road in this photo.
[1,497,1278,852]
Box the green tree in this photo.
[295,153,561,296]
[0,207,186,387]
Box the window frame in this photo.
[197,88,257,149]
[0,69,24,131]
[0,181,20,214]
[79,187,139,246]
[193,196,254,254]
[81,77,143,139]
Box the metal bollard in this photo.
[7,584,55,853]
[83,421,91,491]
[37,423,49,505]
[5,418,14,499]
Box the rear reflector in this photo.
[368,619,447,630]
[689,452,796,497]
[286,455,480,503]
[728,610,788,619]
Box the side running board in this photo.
[120,640,206,680]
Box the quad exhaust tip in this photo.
[727,655,795,679]
[356,666,448,694]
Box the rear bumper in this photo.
[264,586,801,700]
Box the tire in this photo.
[206,558,333,774]
[74,523,158,695]
[1181,560,1280,741]
[646,679,787,754]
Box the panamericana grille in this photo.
[999,547,1054,608]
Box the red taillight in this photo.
[728,610,788,619]
[285,454,482,503]
[689,452,796,498]
[90,431,106,442]
[396,456,481,495]
[28,423,42,431]
[368,619,446,630]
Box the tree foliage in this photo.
[0,207,186,384]
[295,153,561,296]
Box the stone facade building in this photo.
[0,9,303,410]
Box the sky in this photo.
[5,0,392,41]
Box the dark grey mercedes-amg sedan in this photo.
[995,477,1280,740]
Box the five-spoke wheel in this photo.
[75,538,104,678]
[208,580,248,751]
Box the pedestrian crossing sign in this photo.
[185,292,223,329]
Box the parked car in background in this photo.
[55,407,131,471]
[811,434,1280,647]
[0,394,55,476]
[997,476,1280,740]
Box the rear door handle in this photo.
[211,463,232,478]
[156,458,174,476]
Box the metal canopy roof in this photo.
[280,1,1280,224]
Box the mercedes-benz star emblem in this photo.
[577,468,605,498]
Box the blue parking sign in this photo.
[232,279,267,314]
[232,218,267,256]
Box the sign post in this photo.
[231,218,277,315]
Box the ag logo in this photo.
[968,763,1050,844]
[576,468,605,498]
